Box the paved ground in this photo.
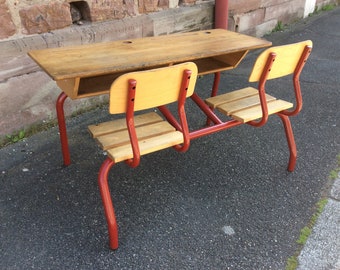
[1,7,339,270]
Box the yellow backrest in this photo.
[249,40,313,82]
[109,62,198,114]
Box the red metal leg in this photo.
[98,158,119,250]
[56,92,71,166]
[278,114,297,172]
[206,72,221,126]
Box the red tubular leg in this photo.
[56,92,71,166]
[210,72,221,98]
[278,114,297,172]
[206,72,221,126]
[98,158,118,250]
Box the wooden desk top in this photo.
[28,29,271,81]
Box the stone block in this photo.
[255,19,277,36]
[229,0,261,14]
[19,2,72,34]
[180,0,197,5]
[89,0,136,21]
[261,0,290,7]
[315,0,337,6]
[265,0,305,23]
[0,55,40,83]
[233,8,265,33]
[168,0,179,8]
[149,3,213,35]
[0,0,17,39]
[0,35,47,59]
[0,71,108,136]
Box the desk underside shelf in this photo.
[56,50,248,99]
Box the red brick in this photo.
[0,0,16,39]
[138,0,159,13]
[19,2,72,34]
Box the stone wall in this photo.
[1,0,338,40]
[227,0,339,37]
[1,0,196,39]
[0,0,338,138]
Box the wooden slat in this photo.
[205,87,259,108]
[96,121,177,150]
[107,131,184,163]
[88,112,163,138]
[217,93,277,115]
[231,99,293,123]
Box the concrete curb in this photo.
[297,173,340,269]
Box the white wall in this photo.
[304,0,317,17]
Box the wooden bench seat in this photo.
[88,112,184,163]
[205,86,293,123]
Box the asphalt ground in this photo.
[1,7,340,270]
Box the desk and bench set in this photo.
[28,29,312,249]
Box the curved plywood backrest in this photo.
[249,40,313,82]
[109,62,198,114]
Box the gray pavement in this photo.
[1,6,340,270]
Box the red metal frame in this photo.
[247,52,277,127]
[281,45,313,116]
[56,92,71,166]
[278,45,313,171]
[125,79,140,168]
[277,114,297,172]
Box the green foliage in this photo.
[286,256,298,270]
[1,119,58,148]
[273,21,284,32]
[6,130,26,143]
[285,197,329,269]
[313,4,336,15]
[321,4,335,11]
[296,226,312,244]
